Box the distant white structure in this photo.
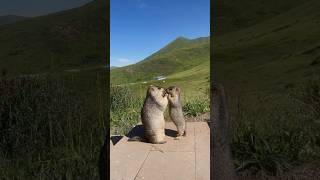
[154,75,166,81]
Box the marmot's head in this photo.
[147,85,167,99]
[165,86,181,98]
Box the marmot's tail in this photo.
[127,136,145,142]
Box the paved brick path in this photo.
[110,122,210,180]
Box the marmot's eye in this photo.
[158,87,161,90]
[169,88,172,91]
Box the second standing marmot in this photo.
[166,86,186,137]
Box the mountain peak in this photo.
[172,36,210,43]
[174,36,189,41]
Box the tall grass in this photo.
[231,78,320,175]
[0,73,107,179]
[182,87,210,117]
[110,85,210,135]
[110,85,143,135]
[183,97,210,117]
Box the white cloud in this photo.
[114,58,133,67]
[117,58,130,63]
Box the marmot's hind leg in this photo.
[174,125,186,140]
[177,125,186,136]
[182,130,186,136]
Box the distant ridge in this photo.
[0,15,27,26]
[110,66,118,70]
[111,36,209,83]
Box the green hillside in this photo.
[213,0,306,35]
[214,0,320,94]
[0,0,107,76]
[110,36,210,84]
[213,0,320,175]
[0,1,108,179]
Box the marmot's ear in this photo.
[176,87,181,92]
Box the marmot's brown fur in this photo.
[140,85,168,144]
[166,86,186,137]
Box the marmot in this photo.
[166,86,186,137]
[140,85,168,144]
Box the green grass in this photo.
[0,73,107,179]
[183,98,210,117]
[214,0,320,175]
[213,0,306,35]
[231,79,320,175]
[110,85,143,135]
[110,84,210,135]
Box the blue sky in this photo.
[111,0,210,67]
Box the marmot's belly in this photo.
[142,112,165,142]
[169,108,186,136]
[143,113,165,130]
[170,109,184,124]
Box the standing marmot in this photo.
[166,86,186,137]
[140,85,168,144]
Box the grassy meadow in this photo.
[110,78,210,135]
[214,0,320,176]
